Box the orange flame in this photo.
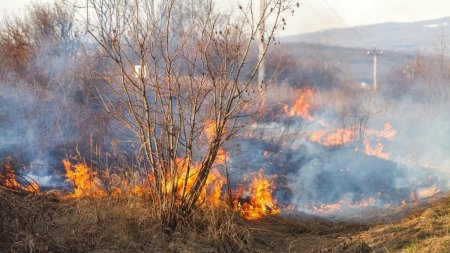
[309,128,355,146]
[312,197,376,214]
[285,88,313,121]
[60,154,279,220]
[366,123,397,139]
[161,158,225,206]
[309,122,397,150]
[63,160,106,197]
[0,162,39,192]
[364,141,391,160]
[1,167,21,189]
[204,120,227,165]
[237,170,280,220]
[416,186,439,199]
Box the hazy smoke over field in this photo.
[0,38,134,187]
[2,33,449,217]
[231,82,450,215]
[1,53,87,186]
[2,0,450,221]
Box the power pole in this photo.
[367,45,382,92]
[258,0,266,88]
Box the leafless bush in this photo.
[86,0,295,231]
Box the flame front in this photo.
[61,159,282,220]
[309,128,355,146]
[204,119,227,164]
[237,170,280,220]
[0,162,39,192]
[312,197,376,214]
[285,88,314,121]
[161,158,225,206]
[63,160,106,197]
[364,141,391,160]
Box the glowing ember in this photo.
[237,170,280,220]
[63,160,106,197]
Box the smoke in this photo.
[229,80,450,217]
[0,33,136,187]
[0,50,82,185]
[1,0,449,222]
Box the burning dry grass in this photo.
[0,187,371,253]
[0,160,259,252]
[0,161,372,253]
[6,178,450,253]
[0,157,450,252]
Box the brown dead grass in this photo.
[0,187,256,253]
[3,166,450,253]
[356,194,450,253]
[1,186,373,253]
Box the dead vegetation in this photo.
[358,194,450,252]
[0,185,369,253]
[3,157,450,253]
[0,188,252,252]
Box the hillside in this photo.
[283,17,450,53]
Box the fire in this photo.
[237,170,280,220]
[285,88,313,121]
[312,197,376,214]
[61,156,225,206]
[364,141,391,160]
[308,130,327,143]
[416,186,439,199]
[162,158,225,206]
[110,176,151,198]
[204,119,227,165]
[366,123,397,139]
[308,122,397,150]
[63,160,106,197]
[0,162,39,192]
[309,128,355,146]
[0,163,20,189]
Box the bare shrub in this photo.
[86,0,296,231]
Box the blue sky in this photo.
[2,0,450,35]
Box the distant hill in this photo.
[283,17,450,53]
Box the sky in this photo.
[2,0,450,36]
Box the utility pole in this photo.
[367,45,382,92]
[258,0,266,88]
